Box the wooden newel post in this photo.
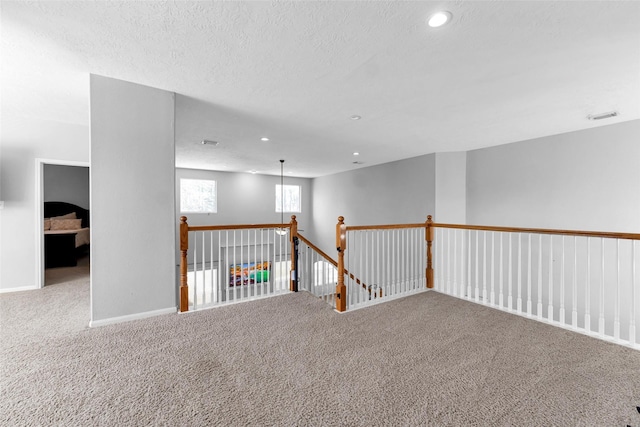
[336,216,347,312]
[289,215,298,292]
[426,215,434,289]
[179,216,189,312]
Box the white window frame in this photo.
[180,178,217,214]
[275,184,301,213]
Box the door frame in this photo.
[35,158,90,289]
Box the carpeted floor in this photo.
[1,261,640,426]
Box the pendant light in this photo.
[276,159,288,235]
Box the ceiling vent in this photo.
[201,139,219,146]
[587,111,618,121]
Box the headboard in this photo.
[44,201,90,228]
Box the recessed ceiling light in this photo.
[260,137,270,142]
[587,111,618,121]
[350,115,361,120]
[201,139,219,146]
[428,11,452,28]
[287,171,293,175]
[249,170,258,174]
[353,152,360,156]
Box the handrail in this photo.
[345,223,427,231]
[431,222,640,241]
[298,232,372,294]
[186,223,291,232]
[297,233,337,267]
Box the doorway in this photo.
[36,159,90,288]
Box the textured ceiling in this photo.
[2,1,639,177]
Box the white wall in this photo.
[435,152,466,224]
[176,168,311,230]
[90,75,176,324]
[175,168,312,266]
[466,119,640,232]
[44,164,90,209]
[310,154,436,256]
[0,115,89,290]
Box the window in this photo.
[180,179,217,213]
[275,184,301,213]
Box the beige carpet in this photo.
[1,263,640,426]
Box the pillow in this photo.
[51,212,77,220]
[44,218,51,231]
[50,219,82,230]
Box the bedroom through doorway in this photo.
[36,159,90,290]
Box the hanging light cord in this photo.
[280,159,284,227]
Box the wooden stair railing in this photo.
[335,216,433,312]
[427,217,640,349]
[297,232,374,301]
[429,221,640,240]
[179,216,295,312]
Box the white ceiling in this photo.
[2,1,639,178]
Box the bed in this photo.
[43,201,90,268]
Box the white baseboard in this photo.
[0,285,39,294]
[89,306,177,328]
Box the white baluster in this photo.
[599,239,605,336]
[218,230,222,304]
[508,234,513,311]
[225,231,230,304]
[408,228,412,292]
[548,235,554,322]
[282,230,286,293]
[572,236,578,329]
[254,229,258,298]
[234,230,242,301]
[192,232,198,309]
[401,228,405,294]
[460,229,465,298]
[385,230,390,297]
[537,234,542,319]
[210,231,214,304]
[614,239,620,340]
[499,233,504,308]
[412,228,417,291]
[359,231,364,304]
[260,229,265,298]
[517,233,522,313]
[421,227,425,289]
[447,229,452,295]
[490,232,495,306]
[232,230,242,301]
[202,232,206,304]
[475,230,479,302]
[467,230,471,300]
[376,230,380,298]
[482,231,487,304]
[365,230,370,305]
[585,237,591,333]
[440,228,445,292]
[527,233,532,316]
[391,230,395,296]
[559,236,565,326]
[453,229,458,297]
[630,241,636,345]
